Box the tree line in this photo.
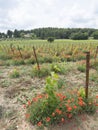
[1,28,98,40]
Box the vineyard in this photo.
[0,39,98,130]
[0,39,98,66]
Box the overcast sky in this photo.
[0,0,98,32]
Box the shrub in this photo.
[78,87,85,98]
[25,73,97,129]
[51,63,69,74]
[47,37,54,43]
[9,68,20,78]
[30,65,50,78]
[51,64,61,73]
[77,65,86,72]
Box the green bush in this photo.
[30,65,50,78]
[77,65,86,72]
[25,73,97,128]
[9,68,20,78]
[47,37,54,43]
[51,64,61,73]
[51,63,68,74]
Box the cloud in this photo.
[0,0,98,32]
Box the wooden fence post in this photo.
[95,46,98,62]
[85,52,90,99]
[33,46,40,70]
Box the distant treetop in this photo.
[0,27,98,40]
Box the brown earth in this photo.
[0,65,98,130]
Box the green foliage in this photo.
[90,74,98,83]
[0,39,98,66]
[2,27,97,40]
[27,72,59,126]
[43,56,53,63]
[1,28,98,40]
[25,58,35,64]
[92,31,98,39]
[7,30,13,38]
[0,32,7,39]
[20,32,25,38]
[77,55,86,60]
[78,87,85,98]
[30,65,50,78]
[0,106,3,119]
[77,65,86,72]
[30,63,71,78]
[70,32,88,40]
[90,60,98,70]
[57,78,65,89]
[14,29,21,38]
[31,33,37,39]
[45,72,59,93]
[12,59,25,66]
[25,73,97,128]
[0,54,12,60]
[1,80,11,88]
[82,98,96,114]
[47,37,54,43]
[51,63,69,74]
[9,68,20,78]
[51,64,61,73]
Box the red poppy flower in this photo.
[96,95,98,98]
[37,121,42,126]
[67,106,72,112]
[46,117,51,122]
[73,105,77,109]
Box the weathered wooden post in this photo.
[94,46,98,62]
[85,52,90,99]
[33,46,40,70]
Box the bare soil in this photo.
[0,65,98,130]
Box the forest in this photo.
[1,28,98,40]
